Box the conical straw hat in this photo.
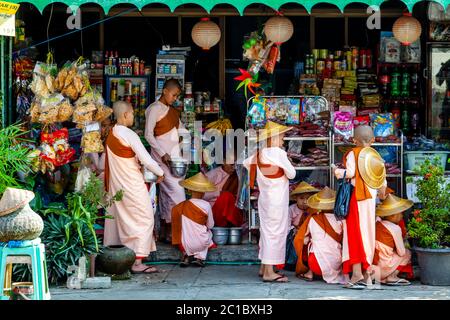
[376,194,414,217]
[290,181,320,199]
[307,187,336,211]
[257,121,292,142]
[358,147,386,189]
[0,188,35,217]
[179,172,217,193]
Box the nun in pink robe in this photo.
[145,101,187,224]
[104,125,164,258]
[181,199,215,260]
[303,214,349,284]
[374,217,413,283]
[243,147,296,266]
[335,151,387,272]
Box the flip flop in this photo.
[385,279,411,286]
[191,259,206,268]
[263,275,289,283]
[131,266,159,274]
[296,274,313,282]
[343,281,366,290]
[258,270,284,278]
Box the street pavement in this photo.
[50,264,450,300]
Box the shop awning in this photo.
[11,0,450,15]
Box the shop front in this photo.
[1,0,450,285]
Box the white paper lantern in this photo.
[393,13,422,45]
[191,18,221,50]
[264,16,294,45]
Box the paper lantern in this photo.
[264,16,294,45]
[191,18,221,50]
[392,13,422,45]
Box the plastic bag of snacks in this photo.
[73,103,97,128]
[39,128,76,171]
[370,113,395,137]
[75,89,105,107]
[354,115,370,127]
[333,111,354,140]
[286,98,300,125]
[38,94,65,124]
[303,96,328,122]
[30,61,57,98]
[248,98,266,126]
[94,104,113,122]
[55,59,90,101]
[81,122,104,153]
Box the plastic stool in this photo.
[0,238,51,300]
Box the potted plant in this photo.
[407,158,450,286]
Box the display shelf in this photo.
[294,166,330,170]
[331,132,404,197]
[284,136,329,141]
[104,75,150,78]
[155,73,184,77]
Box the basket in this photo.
[404,151,450,171]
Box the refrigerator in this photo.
[427,43,450,142]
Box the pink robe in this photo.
[335,151,387,270]
[304,214,349,284]
[104,125,164,257]
[375,218,412,282]
[145,101,186,223]
[243,147,296,265]
[203,166,229,207]
[181,199,215,260]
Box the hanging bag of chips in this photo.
[81,122,104,153]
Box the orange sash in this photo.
[249,151,285,188]
[343,147,372,201]
[154,106,180,137]
[104,128,136,192]
[373,221,395,265]
[171,200,209,246]
[294,212,342,274]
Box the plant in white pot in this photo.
[407,158,450,285]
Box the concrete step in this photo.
[148,243,259,263]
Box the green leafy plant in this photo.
[407,158,450,249]
[0,123,32,194]
[43,173,123,252]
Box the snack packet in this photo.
[81,122,104,153]
[248,98,266,125]
[370,113,395,137]
[286,98,300,125]
[333,111,353,140]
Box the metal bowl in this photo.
[228,227,243,245]
[212,227,230,245]
[142,168,158,183]
[169,159,188,178]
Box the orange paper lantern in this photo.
[392,13,422,45]
[264,16,294,45]
[191,18,221,50]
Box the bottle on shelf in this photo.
[400,66,410,98]
[410,68,419,97]
[401,100,409,135]
[391,99,401,129]
[366,49,373,69]
[390,66,401,98]
[379,66,390,97]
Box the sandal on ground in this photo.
[263,275,289,283]
[296,274,313,282]
[258,270,284,278]
[384,278,411,286]
[179,255,192,268]
[191,259,206,268]
[131,266,159,274]
[343,281,366,290]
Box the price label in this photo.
[0,1,19,37]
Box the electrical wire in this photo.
[138,10,165,46]
[46,4,54,54]
[13,6,139,57]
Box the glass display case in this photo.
[427,43,450,142]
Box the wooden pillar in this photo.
[219,16,225,100]
[178,16,182,45]
[310,16,315,50]
[99,8,104,51]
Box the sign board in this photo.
[0,1,20,37]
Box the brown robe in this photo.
[154,107,180,137]
[172,200,209,246]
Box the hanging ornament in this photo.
[263,16,294,45]
[191,18,221,50]
[392,13,422,46]
[234,68,261,99]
